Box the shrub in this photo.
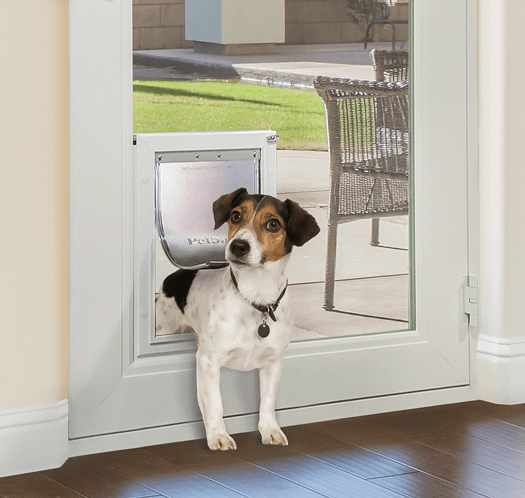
[347,0,377,26]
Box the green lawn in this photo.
[133,80,327,150]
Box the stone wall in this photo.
[133,0,409,50]
[133,0,193,50]
[286,0,409,45]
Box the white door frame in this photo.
[69,0,479,457]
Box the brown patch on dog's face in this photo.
[228,196,292,262]
[227,199,256,239]
[226,196,292,262]
[218,192,319,265]
[251,203,291,262]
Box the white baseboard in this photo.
[477,334,525,404]
[0,399,68,478]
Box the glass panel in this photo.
[134,0,412,341]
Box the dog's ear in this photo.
[283,199,321,247]
[212,187,249,229]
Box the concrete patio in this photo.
[134,42,398,87]
[276,150,409,340]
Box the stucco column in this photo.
[478,0,525,403]
[185,0,285,54]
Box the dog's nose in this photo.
[230,239,250,257]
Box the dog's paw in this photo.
[207,433,237,451]
[260,426,288,446]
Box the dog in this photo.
[156,187,320,450]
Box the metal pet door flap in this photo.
[155,149,260,269]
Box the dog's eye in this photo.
[266,219,281,233]
[230,211,242,224]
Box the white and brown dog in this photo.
[156,187,320,451]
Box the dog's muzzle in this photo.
[229,239,250,258]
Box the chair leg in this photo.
[364,21,374,49]
[323,222,338,311]
[391,22,396,50]
[370,218,380,246]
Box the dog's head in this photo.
[213,188,320,268]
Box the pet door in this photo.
[134,131,278,356]
[155,149,260,270]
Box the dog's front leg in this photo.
[258,358,288,446]
[196,352,237,451]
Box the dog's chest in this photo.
[219,309,291,371]
[208,300,290,370]
[187,273,292,370]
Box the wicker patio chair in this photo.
[314,78,409,311]
[369,49,409,243]
[371,49,409,82]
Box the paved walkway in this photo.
[134,42,396,88]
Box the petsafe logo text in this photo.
[187,236,227,246]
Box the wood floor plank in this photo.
[363,409,525,481]
[146,439,326,498]
[0,473,85,498]
[462,401,525,429]
[42,456,160,498]
[232,432,408,498]
[145,438,249,474]
[283,425,416,479]
[411,403,525,455]
[87,448,245,498]
[308,417,525,498]
[370,472,486,498]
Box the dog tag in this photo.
[258,323,270,338]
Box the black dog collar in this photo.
[230,267,287,338]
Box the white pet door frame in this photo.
[133,130,278,359]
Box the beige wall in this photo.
[479,0,525,341]
[0,0,69,411]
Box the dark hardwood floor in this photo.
[1,401,525,497]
